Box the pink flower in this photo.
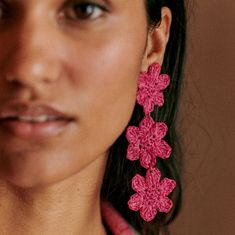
[128,168,176,222]
[137,63,170,115]
[126,116,172,169]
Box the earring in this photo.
[126,63,176,222]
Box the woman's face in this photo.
[0,0,148,187]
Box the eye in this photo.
[64,1,106,21]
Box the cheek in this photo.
[64,31,146,158]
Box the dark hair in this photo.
[101,0,187,234]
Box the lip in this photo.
[0,100,75,139]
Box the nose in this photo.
[1,15,62,90]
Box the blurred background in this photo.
[169,1,235,234]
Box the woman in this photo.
[0,0,186,234]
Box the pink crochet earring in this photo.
[126,63,176,222]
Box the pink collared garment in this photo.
[101,201,138,235]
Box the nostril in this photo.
[1,48,61,87]
[4,74,21,86]
[3,70,58,87]
[5,74,17,83]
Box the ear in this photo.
[141,7,172,71]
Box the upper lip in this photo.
[0,100,75,121]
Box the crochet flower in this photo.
[126,116,172,169]
[128,168,176,222]
[137,63,170,115]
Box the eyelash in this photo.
[64,1,107,21]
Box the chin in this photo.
[0,162,62,190]
[2,170,54,189]
[0,148,66,189]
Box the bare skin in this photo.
[0,0,171,234]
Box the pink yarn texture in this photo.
[126,116,172,169]
[128,168,176,222]
[137,63,170,114]
[126,63,176,222]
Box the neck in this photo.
[0,158,107,235]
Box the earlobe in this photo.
[141,7,172,71]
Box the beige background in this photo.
[169,1,235,234]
